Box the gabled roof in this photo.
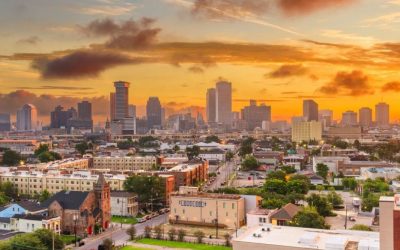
[17,201,43,212]
[0,217,10,223]
[41,191,90,210]
[270,203,300,221]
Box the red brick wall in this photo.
[394,210,400,250]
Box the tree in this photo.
[38,151,61,163]
[168,228,177,241]
[264,179,287,195]
[281,165,296,174]
[362,193,379,212]
[144,226,152,238]
[177,229,186,242]
[316,163,329,180]
[306,193,333,217]
[75,142,89,155]
[290,174,311,185]
[10,233,46,249]
[33,229,64,250]
[350,224,373,231]
[34,144,49,156]
[117,139,135,150]
[353,140,361,150]
[2,149,22,166]
[1,181,18,200]
[290,207,330,229]
[205,135,220,143]
[267,170,286,181]
[287,179,309,194]
[124,176,165,209]
[241,155,259,171]
[127,224,137,241]
[342,177,357,191]
[173,145,180,152]
[39,190,51,202]
[239,137,255,157]
[327,190,344,208]
[194,230,205,243]
[224,233,231,247]
[316,184,325,193]
[154,225,162,240]
[102,238,113,250]
[226,151,234,161]
[186,145,200,160]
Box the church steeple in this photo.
[93,172,111,229]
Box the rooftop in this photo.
[171,192,242,200]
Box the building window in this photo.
[223,202,226,208]
[232,203,235,209]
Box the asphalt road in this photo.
[77,213,168,250]
[205,159,237,191]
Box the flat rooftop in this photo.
[233,225,379,250]
[171,192,242,200]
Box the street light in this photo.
[73,214,78,247]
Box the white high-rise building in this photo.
[291,121,322,143]
[375,102,389,127]
[341,111,358,126]
[359,107,372,128]
[16,104,37,131]
[216,81,232,128]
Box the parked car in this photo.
[137,218,146,223]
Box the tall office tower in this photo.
[241,100,271,130]
[341,110,358,126]
[303,100,319,121]
[359,107,372,128]
[16,104,37,131]
[50,105,77,128]
[78,101,92,120]
[206,88,216,123]
[216,81,232,127]
[0,113,11,131]
[113,81,130,120]
[110,92,116,120]
[146,97,162,129]
[319,109,333,127]
[128,105,136,118]
[375,102,390,127]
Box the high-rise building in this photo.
[78,101,92,120]
[111,81,130,121]
[216,81,232,128]
[128,105,136,118]
[375,102,389,127]
[318,109,333,128]
[303,100,318,121]
[16,104,37,131]
[291,121,322,143]
[241,100,271,130]
[50,105,77,128]
[341,111,358,126]
[206,88,216,123]
[0,113,11,132]
[146,97,162,129]
[359,107,372,128]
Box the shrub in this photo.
[177,229,186,242]
[144,226,152,238]
[194,230,205,243]
[168,228,177,241]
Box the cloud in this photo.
[320,29,376,45]
[16,86,93,91]
[31,50,138,79]
[381,81,400,92]
[0,90,109,117]
[16,36,41,45]
[233,98,283,102]
[318,70,374,96]
[188,65,204,74]
[277,0,357,16]
[192,0,270,18]
[267,64,308,78]
[75,2,136,16]
[281,91,302,94]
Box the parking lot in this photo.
[233,171,266,188]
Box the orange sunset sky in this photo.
[0,0,400,123]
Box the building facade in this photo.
[16,104,38,131]
[291,121,322,142]
[206,88,216,124]
[92,156,157,171]
[216,81,232,128]
[303,100,318,122]
[359,107,372,127]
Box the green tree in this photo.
[350,224,372,231]
[10,233,46,250]
[267,170,286,181]
[353,140,361,150]
[205,135,220,143]
[290,174,311,185]
[39,190,51,202]
[239,137,255,157]
[287,179,309,194]
[34,144,49,156]
[306,193,333,217]
[124,176,165,209]
[173,145,180,152]
[264,179,287,195]
[75,142,89,155]
[2,149,22,166]
[362,193,379,212]
[1,181,18,199]
[33,229,64,250]
[342,177,357,191]
[127,224,137,241]
[241,155,259,171]
[138,136,157,147]
[38,151,61,163]
[327,190,344,208]
[316,163,329,180]
[226,151,234,161]
[102,238,113,250]
[186,145,200,160]
[290,207,330,229]
[281,165,296,174]
[117,139,135,150]
[316,184,325,193]
[194,230,205,243]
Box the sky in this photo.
[1,0,400,123]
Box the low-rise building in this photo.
[92,156,157,171]
[10,214,61,234]
[198,148,225,162]
[269,203,300,226]
[312,156,350,174]
[246,208,276,228]
[110,191,138,217]
[169,192,245,229]
[338,160,393,176]
[167,160,208,190]
[360,167,400,180]
[0,139,43,155]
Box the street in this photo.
[77,214,168,250]
[204,159,237,191]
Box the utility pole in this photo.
[344,205,348,229]
[120,199,125,228]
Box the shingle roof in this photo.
[17,201,44,212]
[41,191,90,210]
[0,217,10,223]
[270,203,300,221]
[111,191,136,198]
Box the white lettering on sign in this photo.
[179,200,207,207]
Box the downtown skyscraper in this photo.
[206,88,216,123]
[375,102,389,127]
[303,100,319,122]
[216,81,232,128]
[16,104,38,131]
[110,81,130,121]
[146,97,162,129]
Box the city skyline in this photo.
[1,0,400,122]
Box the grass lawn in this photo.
[137,238,231,250]
[121,246,154,250]
[111,216,138,224]
[60,234,80,245]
